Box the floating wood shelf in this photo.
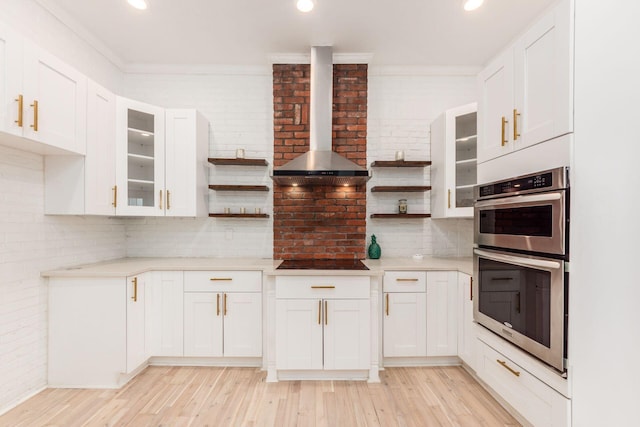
[208,213,270,218]
[370,213,432,219]
[371,186,431,192]
[208,158,269,166]
[208,185,269,191]
[370,160,431,167]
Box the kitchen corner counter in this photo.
[41,257,282,278]
[363,257,472,276]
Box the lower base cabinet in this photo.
[275,276,371,371]
[476,339,571,427]
[183,271,262,358]
[457,272,477,370]
[146,271,184,357]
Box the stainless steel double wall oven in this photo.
[473,167,569,373]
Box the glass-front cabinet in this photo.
[430,102,477,218]
[116,97,165,216]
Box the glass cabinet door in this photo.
[116,98,165,216]
[454,110,477,209]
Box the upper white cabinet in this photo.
[0,21,86,155]
[116,99,208,217]
[478,0,573,163]
[430,103,477,218]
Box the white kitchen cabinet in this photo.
[44,80,116,215]
[116,99,208,217]
[382,271,427,357]
[477,0,572,163]
[146,271,184,357]
[275,276,370,371]
[0,21,86,155]
[476,339,571,427]
[457,272,477,371]
[430,103,477,218]
[183,271,262,358]
[426,271,458,357]
[48,274,149,388]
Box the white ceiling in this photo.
[36,0,557,69]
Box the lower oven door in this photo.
[473,248,566,372]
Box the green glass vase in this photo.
[368,234,381,259]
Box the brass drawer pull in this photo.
[501,116,508,146]
[385,293,389,316]
[396,278,419,282]
[15,94,23,127]
[30,100,38,131]
[131,277,138,302]
[210,278,233,281]
[318,300,321,325]
[497,359,521,377]
[324,300,328,325]
[311,285,335,289]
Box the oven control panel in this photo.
[476,167,568,200]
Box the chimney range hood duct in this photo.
[271,46,370,186]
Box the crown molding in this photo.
[122,63,272,75]
[368,65,482,76]
[269,52,374,64]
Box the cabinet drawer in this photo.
[383,271,426,293]
[184,271,262,292]
[476,340,570,427]
[276,276,370,299]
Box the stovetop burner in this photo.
[277,259,369,271]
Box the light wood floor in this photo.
[0,366,520,426]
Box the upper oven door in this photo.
[474,190,567,256]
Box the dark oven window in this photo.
[479,205,553,237]
[478,258,551,347]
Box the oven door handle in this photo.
[475,192,562,209]
[474,249,562,271]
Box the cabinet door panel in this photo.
[23,43,86,154]
[457,273,477,369]
[126,274,146,373]
[0,22,22,137]
[85,80,116,215]
[477,50,514,163]
[383,292,427,357]
[184,293,223,357]
[223,292,262,357]
[324,299,370,370]
[514,0,572,150]
[147,271,184,357]
[275,299,323,370]
[426,272,458,356]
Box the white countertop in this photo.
[42,256,473,278]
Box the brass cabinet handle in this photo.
[396,278,418,282]
[131,277,138,302]
[318,300,322,325]
[513,109,521,140]
[166,190,171,210]
[15,94,23,127]
[216,293,220,316]
[385,293,389,316]
[470,277,473,301]
[30,100,38,131]
[112,186,117,208]
[224,293,227,316]
[448,189,451,209]
[210,278,233,281]
[501,116,508,146]
[324,300,328,325]
[159,190,163,209]
[497,359,520,377]
[311,285,335,289]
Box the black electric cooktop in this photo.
[277,259,369,271]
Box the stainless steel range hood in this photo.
[271,46,370,186]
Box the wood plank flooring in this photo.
[0,366,520,426]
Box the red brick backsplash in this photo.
[273,63,368,260]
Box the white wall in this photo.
[0,146,126,413]
[367,67,477,258]
[570,1,640,425]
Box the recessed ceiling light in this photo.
[127,0,148,10]
[296,0,314,13]
[463,0,484,11]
